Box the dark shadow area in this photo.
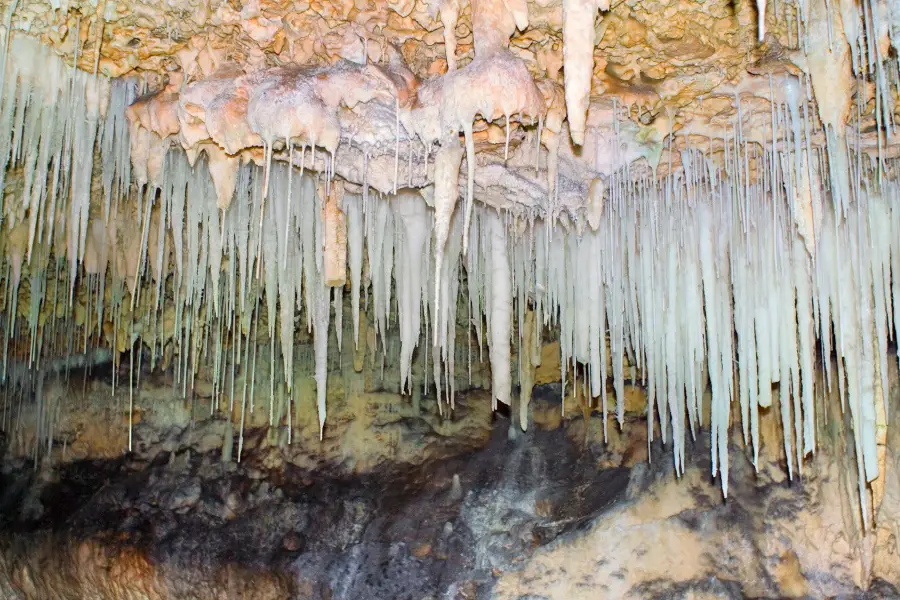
[0,390,632,599]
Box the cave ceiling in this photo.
[3,0,864,214]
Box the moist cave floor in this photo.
[0,386,899,600]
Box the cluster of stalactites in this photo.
[0,36,135,377]
[1,22,899,531]
[555,0,900,165]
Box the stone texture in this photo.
[5,0,877,218]
[2,388,897,599]
[322,180,348,288]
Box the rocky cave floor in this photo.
[0,380,899,599]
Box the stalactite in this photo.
[432,136,464,320]
[3,15,900,532]
[344,194,363,349]
[462,121,475,254]
[394,191,430,393]
[487,210,511,408]
[561,0,597,146]
[313,278,330,440]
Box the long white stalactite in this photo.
[0,26,898,530]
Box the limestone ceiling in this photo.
[3,0,896,217]
[3,0,818,135]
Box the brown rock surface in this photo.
[2,372,897,599]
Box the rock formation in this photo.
[0,0,899,595]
